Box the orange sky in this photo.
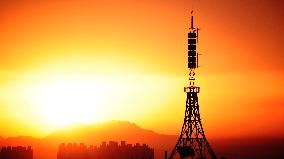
[0,0,284,138]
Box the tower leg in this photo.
[168,92,216,159]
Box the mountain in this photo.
[1,121,284,159]
[44,120,177,159]
[0,121,177,159]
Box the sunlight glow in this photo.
[27,75,127,126]
[32,77,112,126]
[28,74,175,128]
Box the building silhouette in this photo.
[57,141,154,159]
[0,146,33,159]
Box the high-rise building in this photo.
[57,141,154,159]
[0,146,33,159]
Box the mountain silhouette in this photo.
[1,121,177,159]
[44,120,177,159]
[1,121,284,159]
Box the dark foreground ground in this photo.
[211,138,284,159]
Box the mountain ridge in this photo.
[1,120,284,159]
[0,120,177,159]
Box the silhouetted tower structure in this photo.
[168,12,217,159]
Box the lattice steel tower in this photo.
[168,13,217,159]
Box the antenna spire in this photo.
[190,10,194,29]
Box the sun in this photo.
[27,74,169,129]
[33,76,111,127]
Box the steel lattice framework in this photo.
[168,13,217,159]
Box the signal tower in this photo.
[168,12,217,159]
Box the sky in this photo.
[0,0,284,138]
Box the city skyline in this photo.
[57,141,154,159]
